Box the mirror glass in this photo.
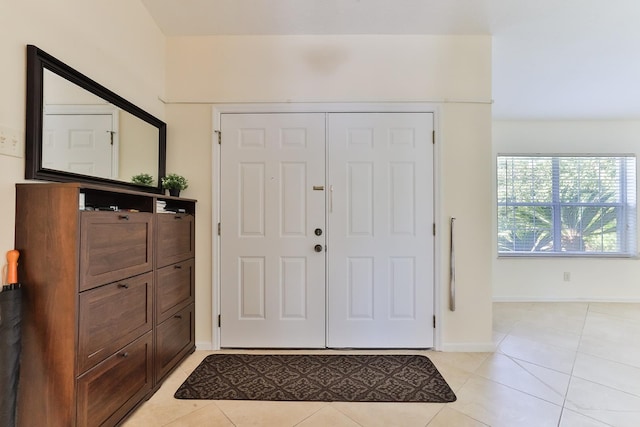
[26,45,166,193]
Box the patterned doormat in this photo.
[174,354,456,402]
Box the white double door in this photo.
[220,112,434,348]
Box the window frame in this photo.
[497,154,637,258]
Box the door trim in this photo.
[211,103,443,350]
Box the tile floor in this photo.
[123,302,640,426]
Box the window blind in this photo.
[497,155,637,256]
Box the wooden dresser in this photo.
[14,183,196,427]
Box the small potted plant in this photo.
[161,173,189,197]
[131,173,154,186]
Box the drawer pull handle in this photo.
[118,215,130,220]
[174,315,183,319]
[118,283,129,289]
[174,215,183,220]
[120,352,129,358]
[174,265,182,269]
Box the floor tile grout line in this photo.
[211,400,239,427]
[572,349,640,383]
[425,405,447,427]
[575,346,640,371]
[577,308,640,370]
[498,331,582,362]
[495,344,576,377]
[162,401,237,427]
[492,331,508,348]
[556,301,591,426]
[502,353,569,400]
[293,404,341,427]
[575,306,640,400]
[586,306,640,325]
[425,406,490,427]
[504,320,584,351]
[494,303,592,427]
[331,402,371,427]
[468,371,565,409]
[559,408,618,427]
[425,374,489,426]
[568,373,640,401]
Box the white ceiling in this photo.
[141,0,640,120]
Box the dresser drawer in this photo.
[156,213,194,268]
[77,332,153,427]
[156,258,195,324]
[156,303,194,382]
[78,272,153,373]
[80,212,153,291]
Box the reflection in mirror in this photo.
[26,45,166,193]
[42,70,159,183]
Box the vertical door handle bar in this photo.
[329,185,334,213]
[449,217,456,312]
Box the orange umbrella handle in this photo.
[6,249,19,284]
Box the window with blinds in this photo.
[497,155,637,256]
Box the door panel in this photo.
[348,162,374,235]
[327,112,434,348]
[43,113,115,178]
[220,113,326,348]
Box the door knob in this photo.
[314,244,323,253]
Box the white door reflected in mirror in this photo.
[41,68,159,184]
[43,108,117,179]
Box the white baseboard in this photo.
[439,342,496,353]
[196,340,495,353]
[195,341,214,351]
[493,296,640,303]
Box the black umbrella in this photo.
[0,250,22,427]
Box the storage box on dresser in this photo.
[15,183,196,427]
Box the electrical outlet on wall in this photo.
[0,125,24,158]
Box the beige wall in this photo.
[164,104,214,347]
[3,3,637,353]
[1,1,165,264]
[440,103,493,349]
[493,120,640,301]
[166,35,494,350]
[1,7,493,351]
[119,111,160,183]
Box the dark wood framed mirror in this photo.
[25,45,166,193]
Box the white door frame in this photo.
[211,102,443,350]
